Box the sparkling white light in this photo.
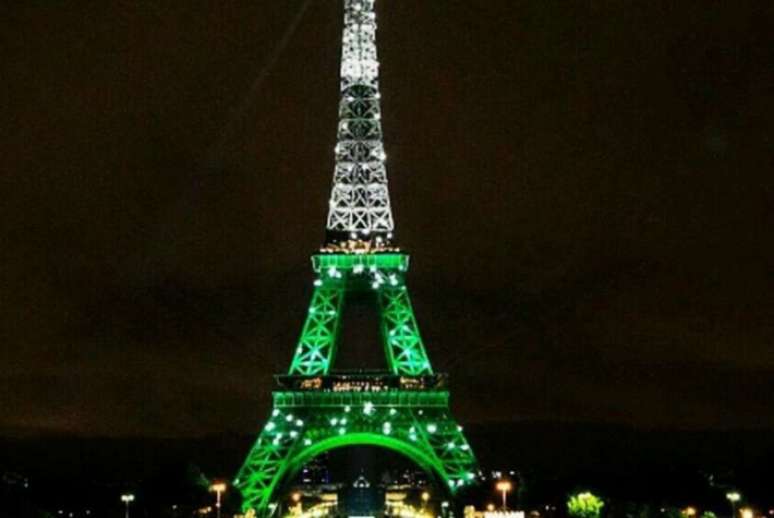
[326,0,395,240]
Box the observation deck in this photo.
[276,372,447,391]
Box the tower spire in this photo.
[325,0,395,250]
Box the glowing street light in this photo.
[209,482,227,518]
[120,494,134,518]
[741,509,754,518]
[727,492,742,518]
[421,491,430,510]
[684,507,697,517]
[495,480,513,510]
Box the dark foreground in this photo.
[1,422,772,517]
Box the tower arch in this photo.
[236,394,477,515]
[269,433,453,503]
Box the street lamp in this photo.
[421,491,430,510]
[120,494,134,518]
[684,508,697,518]
[495,480,513,511]
[210,482,227,518]
[741,509,754,518]
[727,492,742,518]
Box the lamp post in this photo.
[210,482,227,518]
[120,494,134,518]
[291,491,303,515]
[727,492,741,518]
[495,480,513,511]
[421,491,430,511]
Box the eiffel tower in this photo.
[235,1,478,514]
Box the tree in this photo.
[567,492,605,518]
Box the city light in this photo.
[387,502,433,518]
[298,502,336,518]
[741,509,754,518]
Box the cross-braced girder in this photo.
[288,254,432,377]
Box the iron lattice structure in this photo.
[326,0,394,244]
[235,1,478,515]
[289,255,432,376]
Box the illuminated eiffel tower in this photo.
[235,1,478,514]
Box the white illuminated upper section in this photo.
[326,0,395,244]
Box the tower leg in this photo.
[379,285,433,376]
[236,410,307,516]
[288,286,345,376]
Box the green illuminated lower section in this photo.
[288,254,432,376]
[244,253,476,514]
[235,390,478,516]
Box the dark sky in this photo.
[2,1,773,438]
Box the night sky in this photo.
[2,1,773,438]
